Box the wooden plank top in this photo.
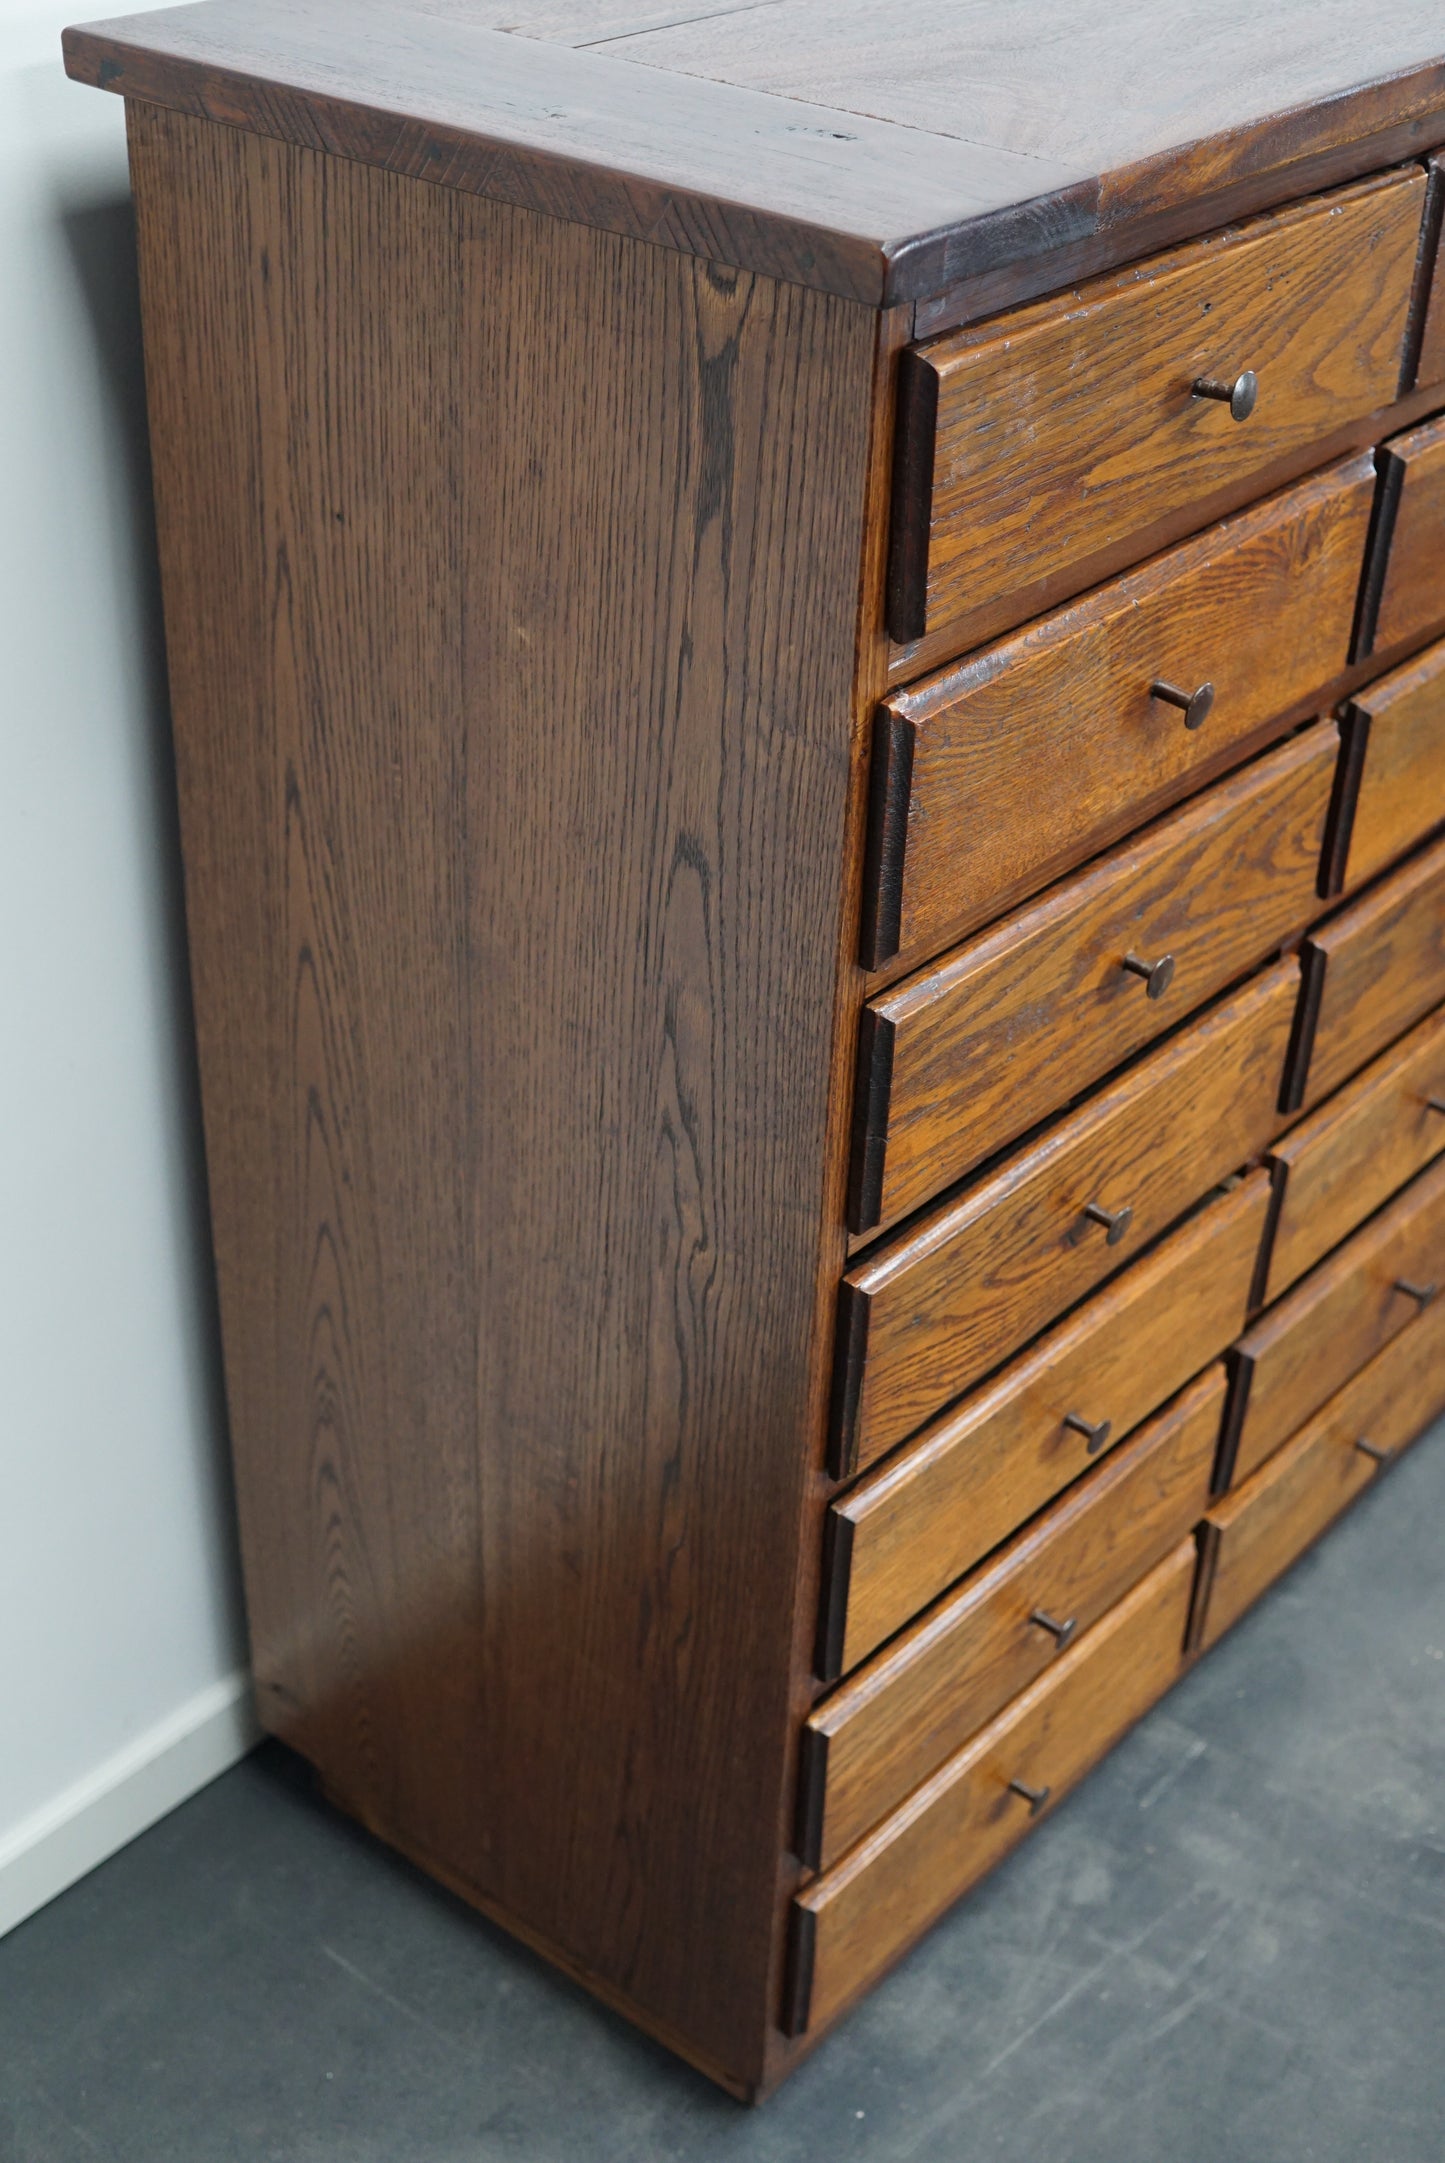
[64,0,1445,304]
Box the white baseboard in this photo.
[0,1670,261,1940]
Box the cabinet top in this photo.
[64,0,1445,309]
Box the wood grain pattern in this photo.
[867,458,1376,973]
[827,1174,1266,1652]
[1335,637,1445,893]
[854,727,1337,1235]
[128,103,879,2094]
[1289,832,1445,1110]
[1370,412,1445,657]
[805,1368,1223,1871]
[903,170,1424,645]
[788,1542,1195,2038]
[835,962,1298,1471]
[64,2,1445,308]
[1225,1151,1445,1486]
[1195,1291,1445,1651]
[1415,153,1445,385]
[1263,1003,1445,1300]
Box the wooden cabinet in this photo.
[66,0,1445,2102]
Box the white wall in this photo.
[0,2,256,1936]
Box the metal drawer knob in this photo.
[1030,1609,1078,1649]
[1063,1411,1113,1455]
[1193,369,1258,420]
[1008,1779,1052,1815]
[1122,950,1176,1000]
[1356,1437,1395,1466]
[1082,1200,1134,1245]
[1394,1278,1438,1307]
[1150,678,1215,730]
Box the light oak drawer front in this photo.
[865,458,1376,972]
[890,169,1425,650]
[804,1369,1222,1869]
[1326,639,1445,897]
[1285,834,1445,1112]
[824,1174,1266,1640]
[1224,1152,1445,1487]
[1193,1295,1445,1653]
[785,1544,1195,2039]
[833,963,1296,1472]
[1361,412,1445,661]
[1264,1006,1445,1303]
[853,727,1337,1234]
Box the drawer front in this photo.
[834,962,1297,1472]
[825,1174,1266,1643]
[867,458,1376,971]
[1364,412,1445,660]
[1225,1151,1445,1486]
[786,1543,1195,2038]
[855,727,1337,1234]
[1194,1294,1445,1653]
[804,1370,1222,1870]
[1329,639,1445,896]
[1286,834,1445,1111]
[1264,1004,1445,1302]
[892,170,1424,650]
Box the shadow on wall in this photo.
[57,185,240,1609]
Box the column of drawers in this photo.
[787,162,1445,2041]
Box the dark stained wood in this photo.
[788,1543,1195,2037]
[1369,413,1445,657]
[805,1369,1223,1870]
[127,102,880,2097]
[1287,832,1445,1111]
[64,1,1445,308]
[826,1175,1266,1649]
[1223,1151,1445,1487]
[868,459,1376,974]
[902,171,1424,645]
[1334,638,1445,893]
[1415,153,1445,385]
[1194,1291,1445,1652]
[836,961,1298,1470]
[1263,1003,1445,1301]
[854,727,1338,1235]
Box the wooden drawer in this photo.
[833,962,1296,1471]
[865,459,1375,972]
[1360,413,1445,661]
[1223,1151,1445,1487]
[823,1174,1266,1640]
[1192,1292,1445,1653]
[1284,834,1445,1112]
[1413,154,1445,390]
[1326,639,1445,897]
[785,1543,1195,2039]
[889,169,1425,651]
[853,727,1337,1235]
[804,1369,1222,1869]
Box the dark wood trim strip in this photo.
[1185,1522,1223,1655]
[793,1726,830,1873]
[813,1509,856,1685]
[884,352,938,647]
[1401,155,1445,391]
[1212,1350,1257,1497]
[779,1905,816,2040]
[1279,944,1329,1115]
[1249,1158,1291,1316]
[845,1008,896,1235]
[1351,448,1407,662]
[858,709,916,971]
[826,1284,871,1482]
[1319,705,1373,898]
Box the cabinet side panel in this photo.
[127,103,875,2087]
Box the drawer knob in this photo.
[1081,1200,1134,1246]
[1029,1609,1078,1649]
[1394,1278,1438,1307]
[1193,369,1258,421]
[1008,1778,1053,1815]
[1063,1411,1113,1455]
[1122,950,1176,1000]
[1425,1096,1445,1115]
[1150,678,1215,730]
[1355,1437,1395,1466]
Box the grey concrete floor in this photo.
[5,1420,1445,2163]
